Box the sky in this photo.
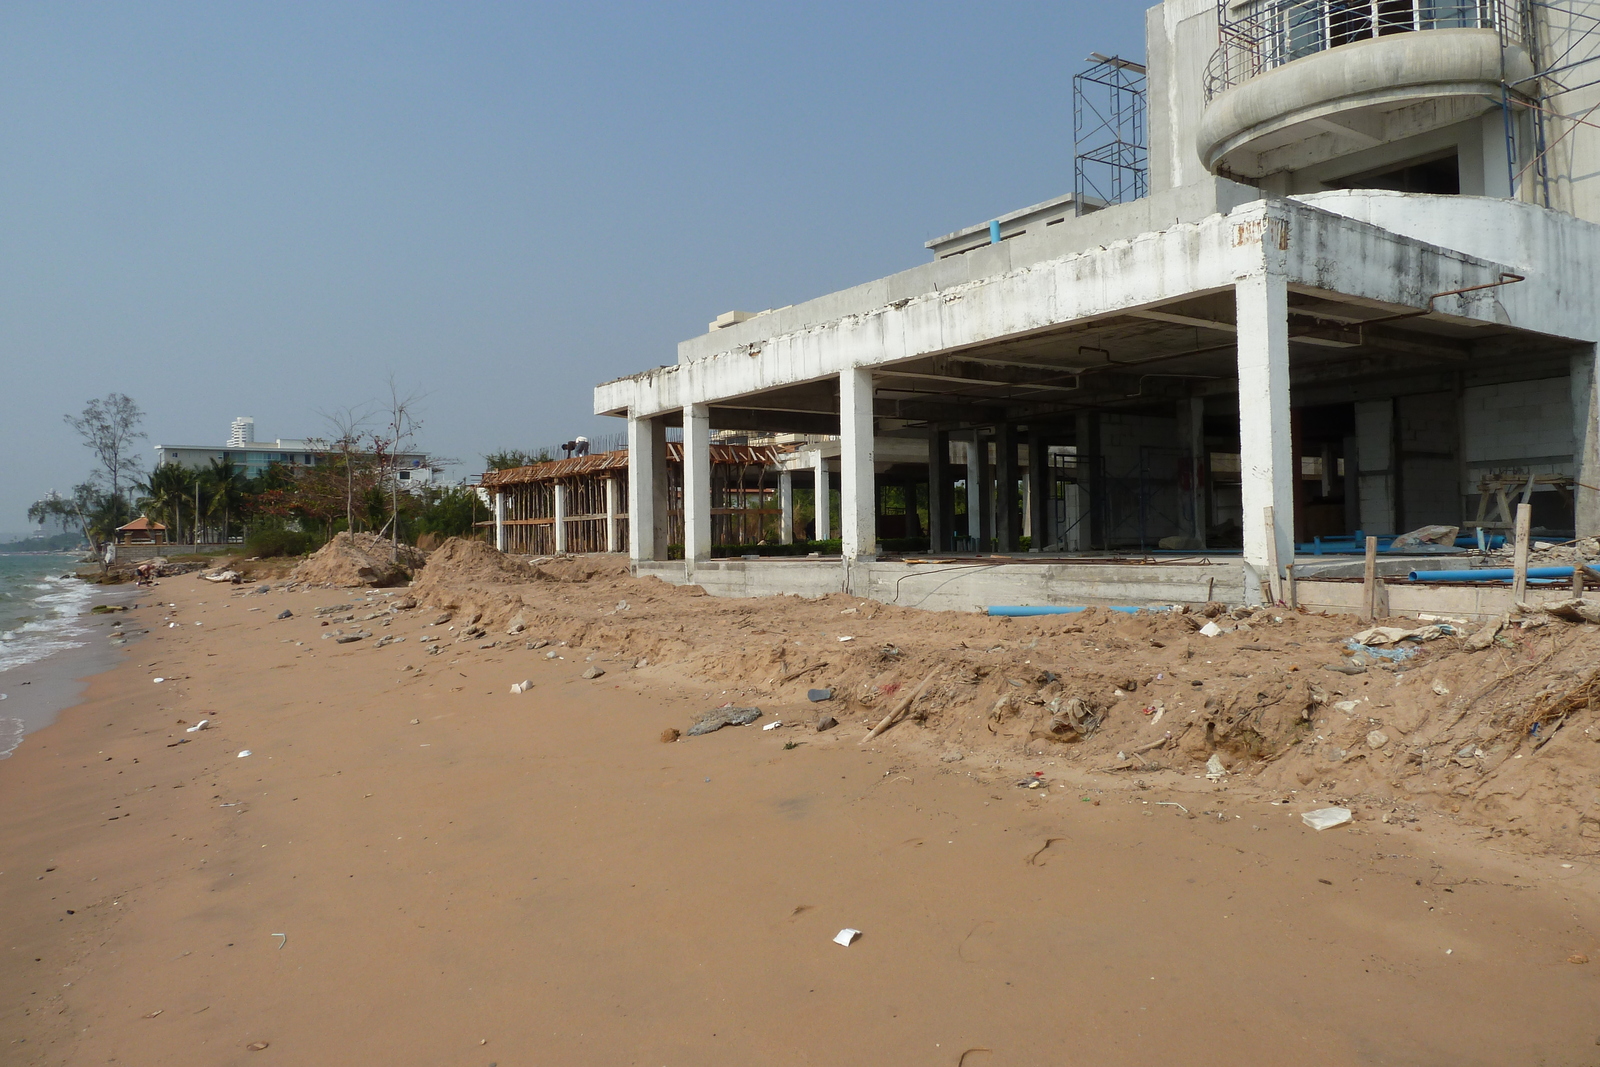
[0,1,1145,536]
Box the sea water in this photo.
[0,553,98,756]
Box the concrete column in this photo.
[1075,413,1101,549]
[976,434,993,549]
[1026,429,1047,552]
[1235,270,1295,601]
[682,403,712,565]
[926,425,947,552]
[493,490,506,552]
[604,475,620,553]
[1354,399,1396,533]
[627,413,669,563]
[1178,397,1207,547]
[963,434,982,545]
[552,482,568,554]
[839,367,877,560]
[778,470,794,545]
[813,452,831,542]
[995,423,1018,551]
[1576,344,1600,536]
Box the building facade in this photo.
[594,0,1600,609]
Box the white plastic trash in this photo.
[153,677,165,683]
[237,750,252,758]
[510,681,532,694]
[1302,806,1353,831]
[1198,621,1223,638]
[1205,754,1227,779]
[185,719,209,733]
[762,721,782,731]
[833,928,861,947]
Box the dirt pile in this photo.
[399,550,1600,854]
[289,532,425,588]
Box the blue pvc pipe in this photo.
[1408,566,1574,582]
[989,220,1002,244]
[987,605,1146,616]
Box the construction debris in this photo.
[685,706,763,737]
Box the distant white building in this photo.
[228,416,255,447]
[155,418,435,488]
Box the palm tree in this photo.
[204,459,247,544]
[136,463,198,543]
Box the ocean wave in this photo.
[0,717,24,759]
[0,572,98,675]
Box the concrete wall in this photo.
[1396,391,1460,529]
[1462,376,1574,476]
[638,557,1246,612]
[1146,0,1219,195]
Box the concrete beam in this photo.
[840,368,877,561]
[597,200,1538,421]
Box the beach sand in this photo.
[3,580,1599,1065]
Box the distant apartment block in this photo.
[154,418,434,487]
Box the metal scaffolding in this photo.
[1073,53,1149,215]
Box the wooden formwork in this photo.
[482,445,779,555]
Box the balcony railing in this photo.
[1205,0,1525,99]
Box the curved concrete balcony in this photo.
[1199,28,1533,179]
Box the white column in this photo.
[493,490,506,552]
[627,413,666,563]
[1575,344,1600,537]
[1235,270,1295,602]
[840,367,877,560]
[682,403,712,565]
[553,482,568,554]
[604,475,621,553]
[813,451,831,542]
[778,470,794,545]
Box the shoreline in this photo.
[2,573,1599,1064]
[0,575,141,758]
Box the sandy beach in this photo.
[3,568,1600,1066]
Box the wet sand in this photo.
[0,587,138,756]
[3,581,1598,1066]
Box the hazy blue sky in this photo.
[0,1,1144,534]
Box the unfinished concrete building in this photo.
[595,0,1600,613]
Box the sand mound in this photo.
[535,555,631,583]
[416,538,541,585]
[290,532,425,588]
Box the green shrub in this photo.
[245,527,319,558]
